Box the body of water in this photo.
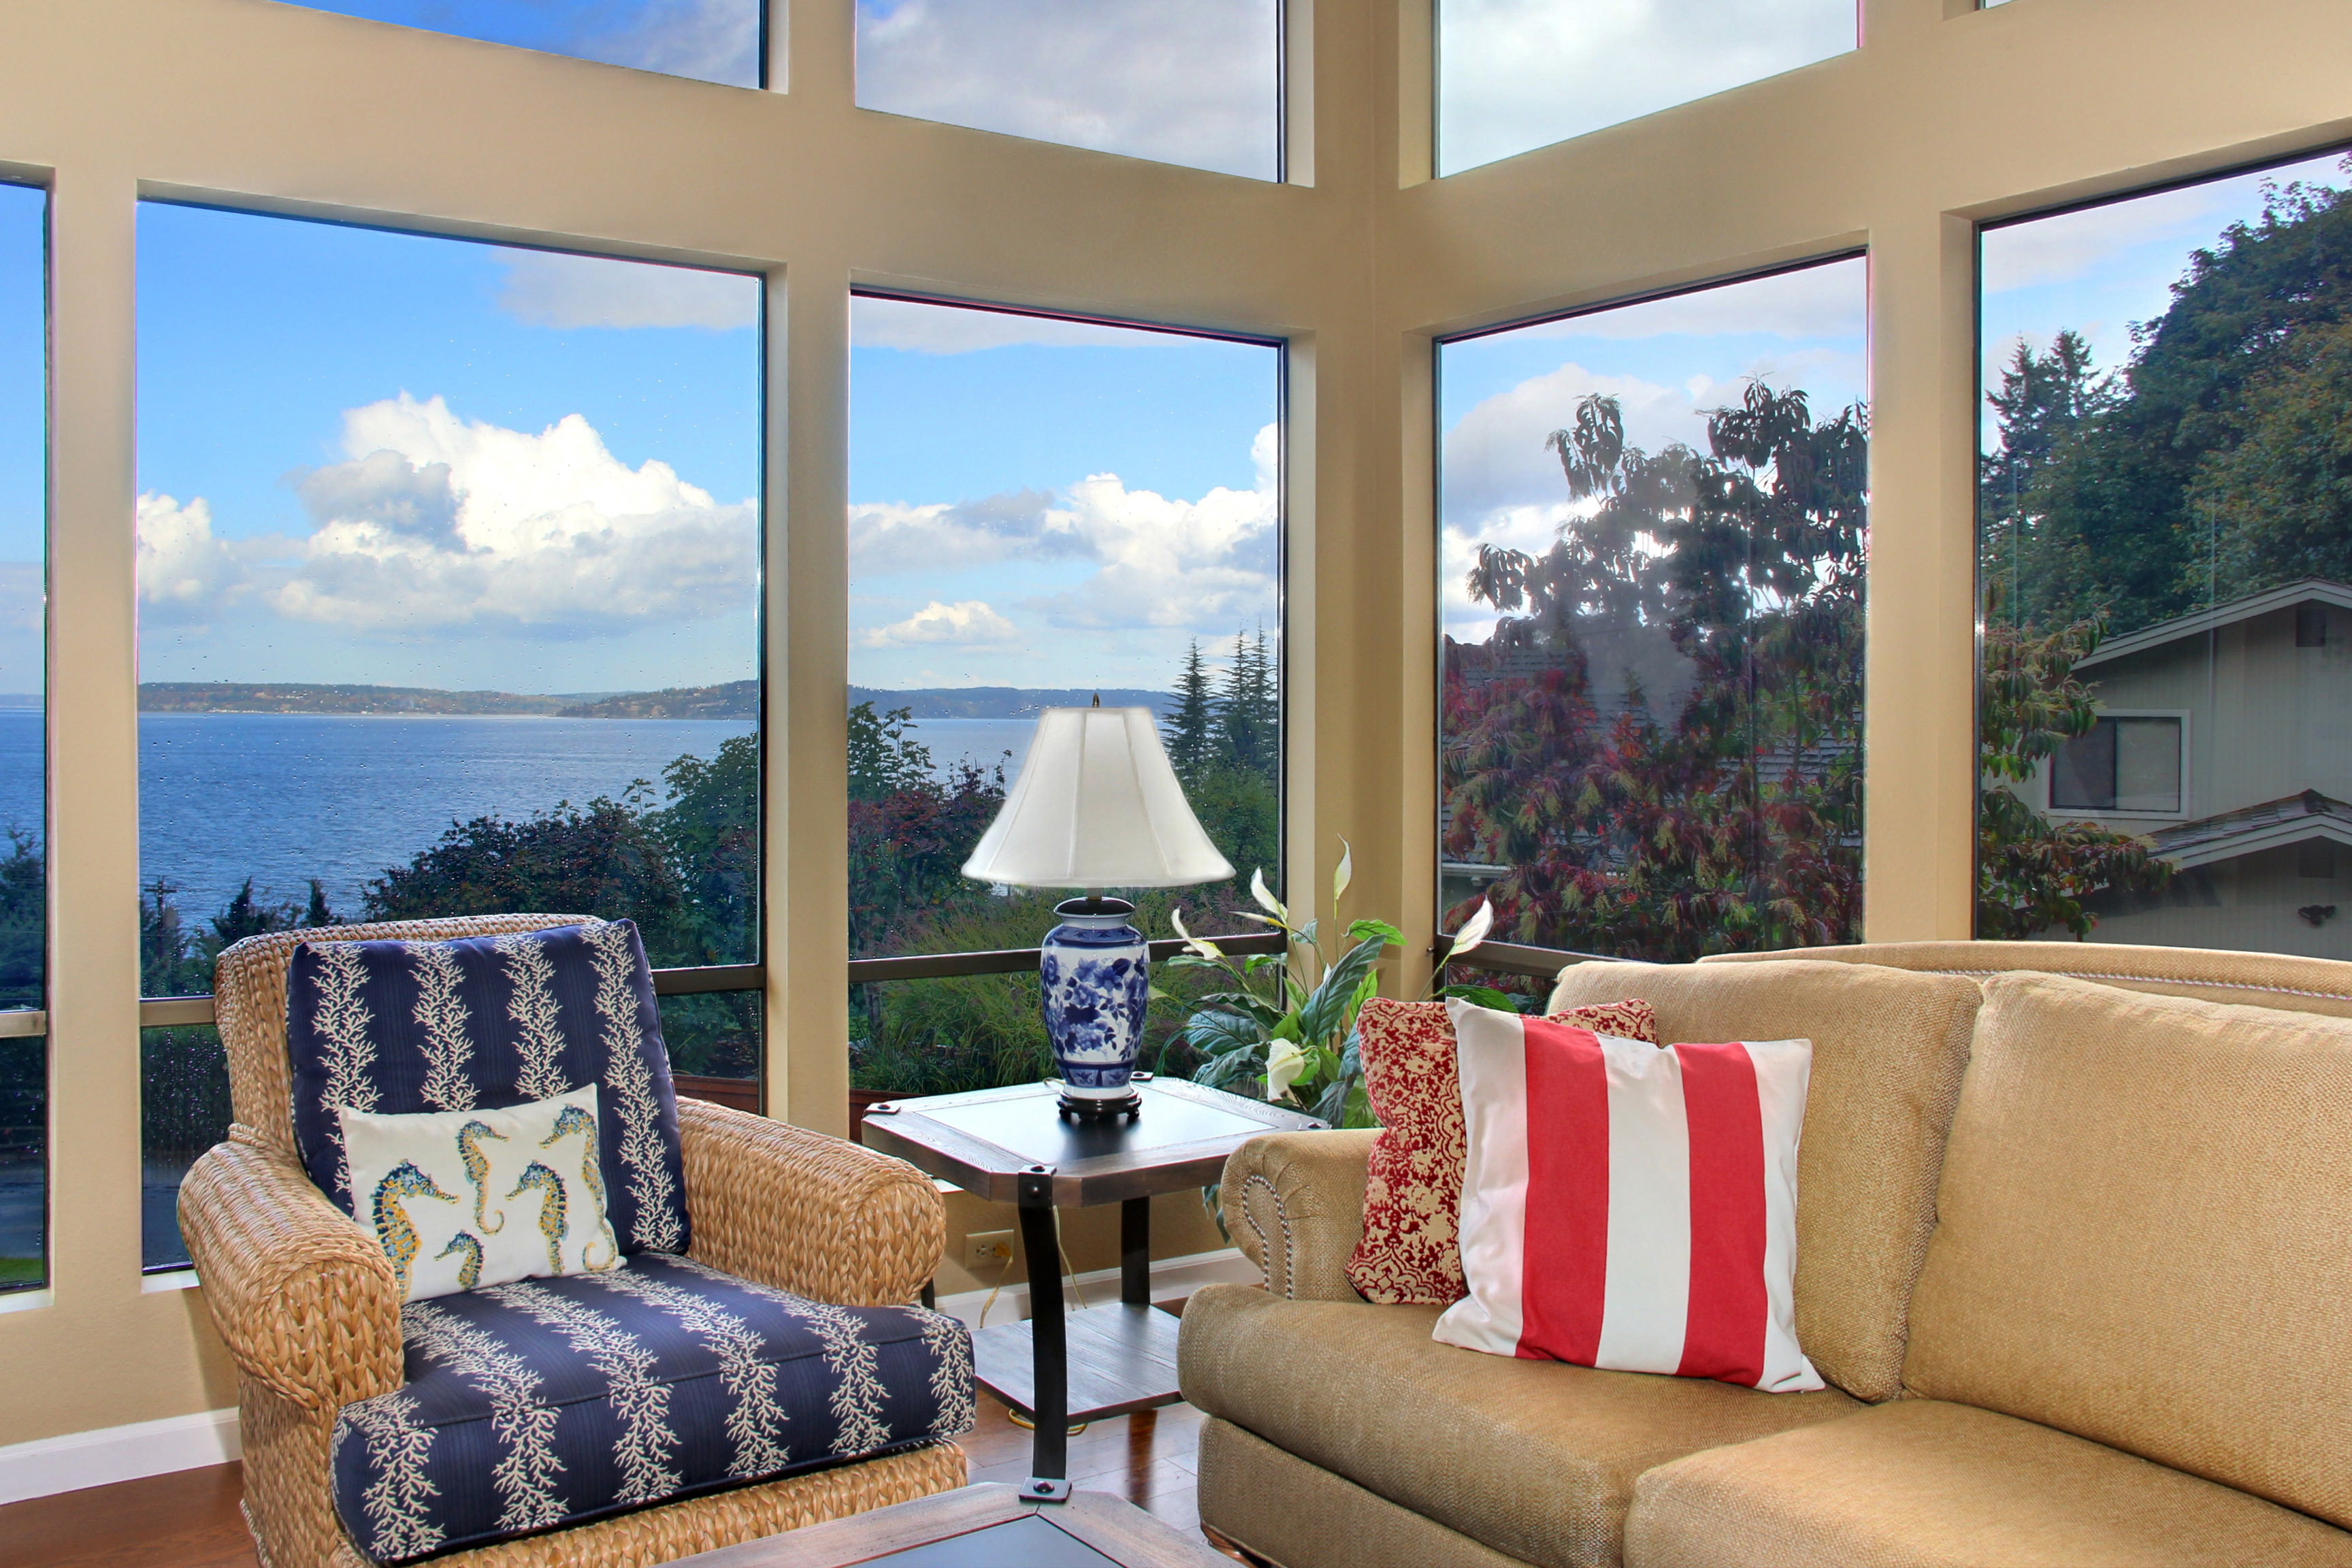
[905,717,1034,783]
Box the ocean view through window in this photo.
[133,205,761,1268]
[0,182,44,1295]
[847,294,1281,1099]
[1976,150,2352,957]
[1438,259,1869,974]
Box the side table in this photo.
[860,1075,1322,1500]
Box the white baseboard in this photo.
[0,1405,242,1506]
[931,1245,1260,1331]
[0,1250,1260,1505]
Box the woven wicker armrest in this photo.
[1220,1129,1378,1302]
[177,1131,404,1411]
[677,1098,945,1307]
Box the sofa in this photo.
[1177,941,2352,1568]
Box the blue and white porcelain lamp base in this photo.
[1041,895,1150,1121]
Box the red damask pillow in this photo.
[1345,994,1658,1305]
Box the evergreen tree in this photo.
[1213,626,1279,780]
[1164,638,1216,787]
[304,879,339,928]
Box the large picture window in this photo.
[1977,150,2352,956]
[0,182,42,1295]
[855,0,1280,181]
[271,1,762,87]
[1436,0,1857,176]
[1437,258,1869,962]
[846,295,1281,1098]
[134,206,762,1269]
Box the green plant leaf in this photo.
[1345,917,1404,947]
[1441,984,1516,1012]
[1298,932,1389,1045]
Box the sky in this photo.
[1437,0,1857,176]
[1439,256,1869,647]
[0,184,41,702]
[847,297,1280,693]
[287,0,759,86]
[134,202,762,696]
[1979,148,2352,450]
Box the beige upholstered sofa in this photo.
[1178,941,2352,1568]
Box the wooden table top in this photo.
[858,1076,1324,1207]
[672,1483,1233,1567]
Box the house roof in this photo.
[2149,789,2352,870]
[2074,578,2352,672]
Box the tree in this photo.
[1164,638,1216,787]
[849,702,934,802]
[2183,316,2352,600]
[1213,627,1277,781]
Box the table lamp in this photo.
[962,700,1235,1120]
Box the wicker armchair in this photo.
[178,914,965,1568]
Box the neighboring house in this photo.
[2040,578,2352,958]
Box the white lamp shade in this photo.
[961,706,1236,889]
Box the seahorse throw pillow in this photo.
[286,919,689,1258]
[342,1087,622,1303]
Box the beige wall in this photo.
[0,0,2348,1450]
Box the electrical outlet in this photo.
[963,1229,1015,1273]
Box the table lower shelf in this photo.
[972,1302,1183,1424]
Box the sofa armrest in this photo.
[678,1098,944,1307]
[178,1131,404,1412]
[1220,1130,1377,1302]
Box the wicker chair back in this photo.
[212,914,591,1163]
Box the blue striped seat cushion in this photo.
[331,1254,975,1563]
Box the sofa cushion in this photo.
[289,919,689,1258]
[1177,1284,1859,1568]
[1903,972,2352,1530]
[1548,958,1979,1403]
[330,1253,975,1564]
[1348,996,1657,1307]
[1623,1398,2352,1568]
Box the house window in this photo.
[1436,0,1857,176]
[1437,258,1869,960]
[846,293,1281,1099]
[270,2,762,86]
[855,0,1280,180]
[2050,718,2183,814]
[0,182,42,1295]
[134,203,762,1269]
[1977,149,2352,948]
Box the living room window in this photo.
[132,203,764,1269]
[854,0,1281,180]
[845,292,1282,1100]
[0,181,42,1297]
[1435,0,1859,176]
[1976,150,2352,951]
[269,1,764,86]
[1437,257,1869,965]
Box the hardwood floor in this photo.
[0,1394,1224,1568]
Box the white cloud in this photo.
[137,396,755,638]
[1437,0,1853,174]
[1514,257,1866,344]
[855,0,1278,181]
[850,294,1163,354]
[860,599,1022,647]
[583,0,760,85]
[497,249,758,331]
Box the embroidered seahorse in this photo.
[541,1105,614,1270]
[457,1120,508,1235]
[372,1162,459,1296]
[436,1230,484,1292]
[508,1162,568,1277]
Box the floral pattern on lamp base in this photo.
[1041,899,1151,1114]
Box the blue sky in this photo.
[847,297,1279,693]
[135,202,762,696]
[1980,148,2352,448]
[0,184,41,701]
[1439,257,1869,644]
[285,1,759,86]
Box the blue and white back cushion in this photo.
[342,1087,623,1303]
[289,920,689,1258]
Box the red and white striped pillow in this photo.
[1434,999,1821,1392]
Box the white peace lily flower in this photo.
[1170,905,1223,960]
[1332,838,1353,906]
[1250,867,1290,925]
[1264,1038,1309,1102]
[1450,900,1496,958]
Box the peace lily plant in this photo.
[1167,839,1499,1130]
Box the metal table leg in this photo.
[1015,1166,1071,1502]
[1121,1195,1150,1307]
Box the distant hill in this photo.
[138,683,568,715]
[850,685,1170,719]
[557,681,758,720]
